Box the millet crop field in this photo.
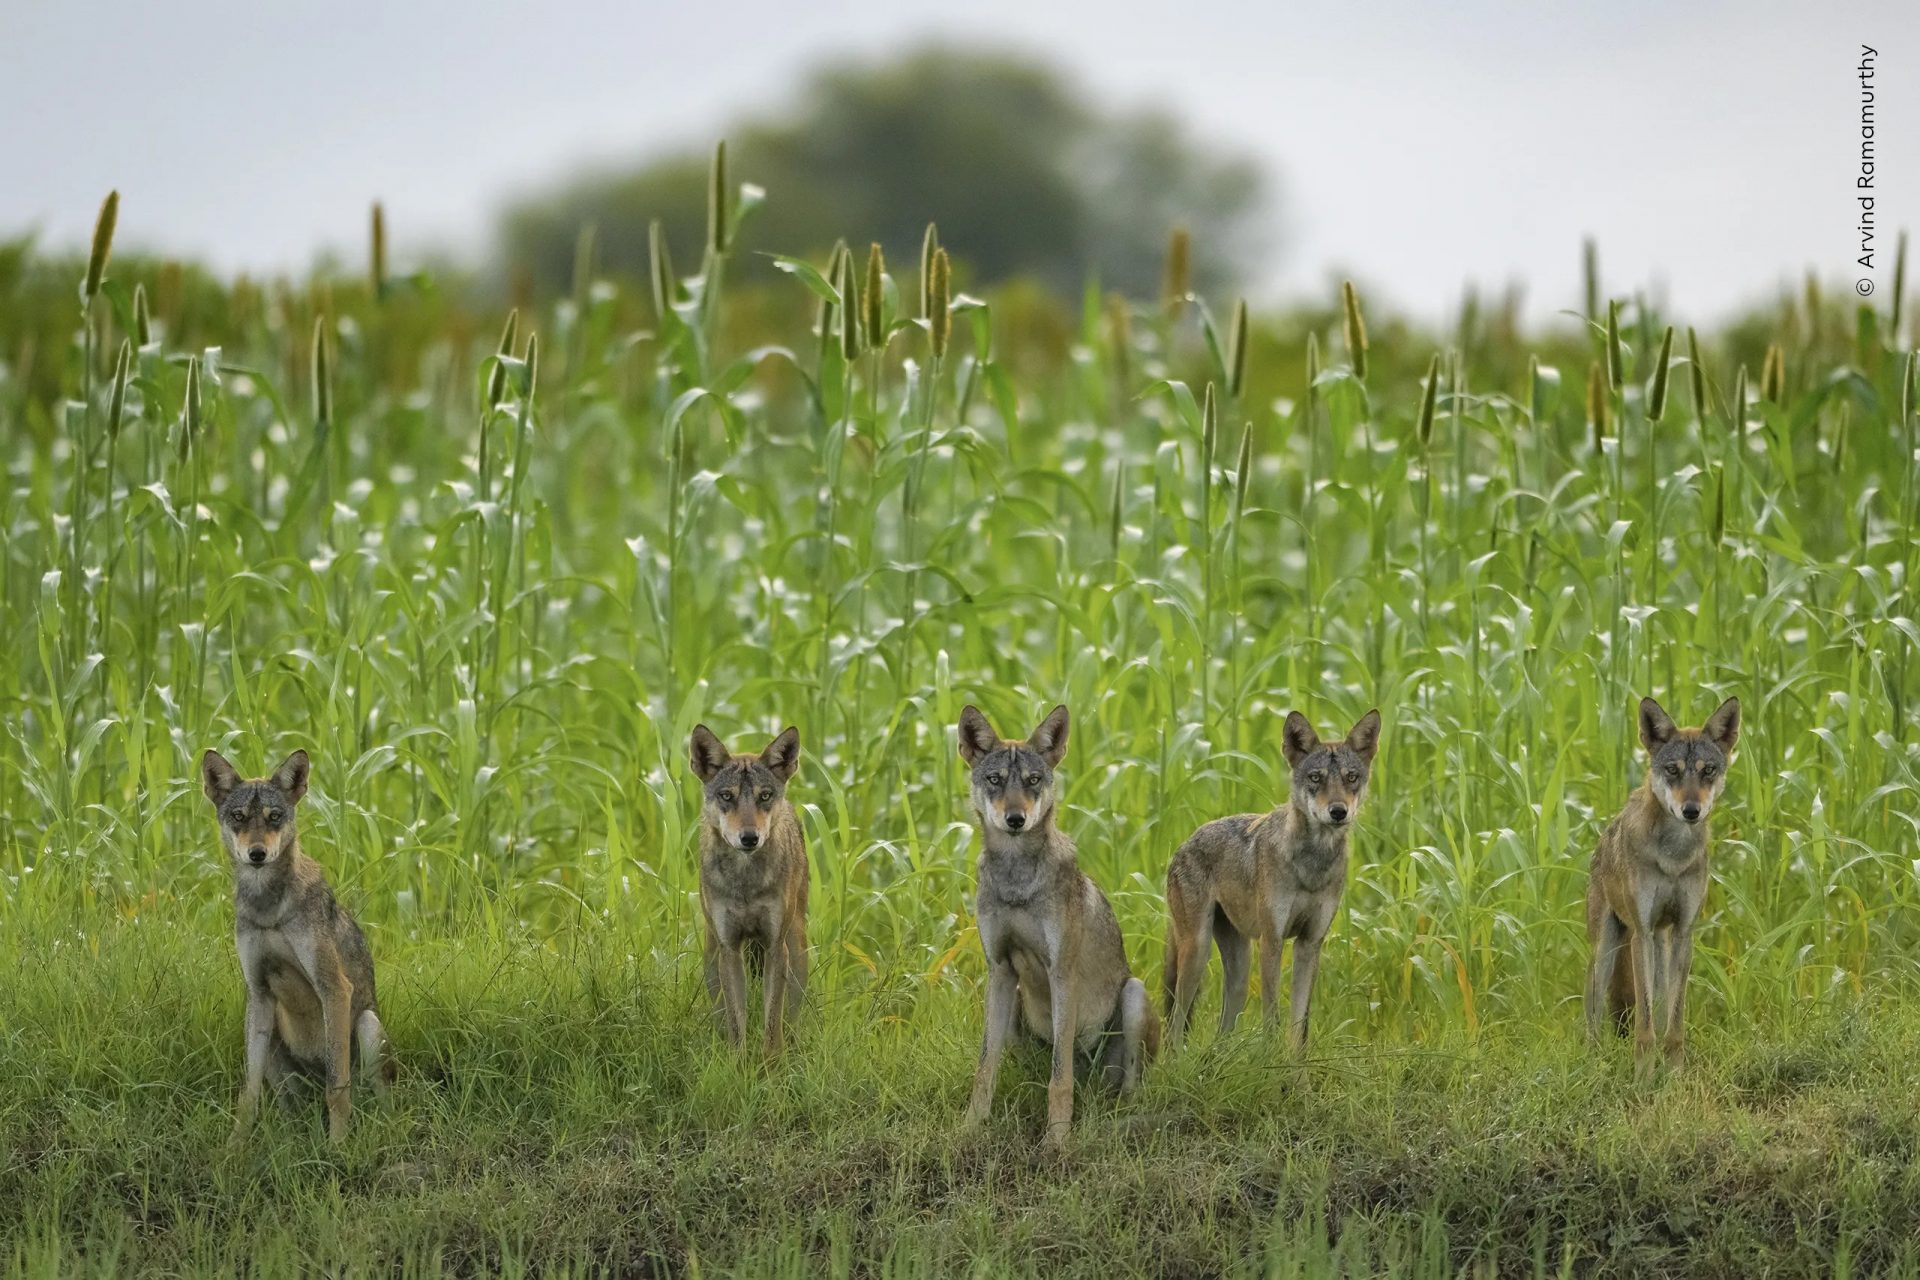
[4,168,1920,1276]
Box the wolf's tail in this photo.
[1160,932,1179,1022]
[1606,944,1635,1037]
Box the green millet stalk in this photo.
[1730,365,1749,441]
[1686,327,1707,421]
[1893,231,1908,340]
[1761,344,1786,403]
[1106,293,1132,384]
[817,240,848,362]
[370,202,387,300]
[1417,354,1440,447]
[862,243,886,349]
[181,354,203,458]
[107,340,131,437]
[707,140,730,257]
[837,245,860,361]
[1582,237,1599,320]
[919,223,939,320]
[312,317,333,428]
[1605,300,1623,390]
[1163,226,1191,315]
[1586,359,1609,448]
[1202,381,1218,477]
[1233,419,1253,517]
[928,248,952,359]
[1712,463,1726,544]
[1341,280,1368,381]
[487,310,520,409]
[132,284,151,348]
[1226,298,1249,399]
[1648,325,1674,422]
[648,219,675,323]
[1304,331,1321,415]
[83,190,118,304]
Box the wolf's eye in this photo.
[264,809,283,825]
[718,790,734,803]
[758,789,773,803]
[1025,774,1042,787]
[1343,771,1359,785]
[1308,771,1324,785]
[1699,765,1715,780]
[1666,764,1682,778]
[986,774,1004,787]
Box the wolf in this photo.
[202,749,391,1143]
[956,704,1157,1150]
[1163,709,1381,1053]
[1586,695,1739,1078]
[690,724,809,1056]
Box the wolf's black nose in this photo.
[1681,803,1701,822]
[1328,804,1348,823]
[248,846,268,864]
[1005,812,1026,830]
[738,830,760,849]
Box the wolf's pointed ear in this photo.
[1029,704,1070,768]
[202,750,241,806]
[1638,697,1677,751]
[1347,709,1382,763]
[690,725,730,782]
[1702,696,1740,754]
[763,726,801,780]
[270,750,310,804]
[1281,712,1319,767]
[957,705,1000,765]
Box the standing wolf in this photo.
[1163,709,1381,1053]
[957,704,1156,1151]
[1586,695,1740,1079]
[201,749,391,1143]
[690,724,809,1056]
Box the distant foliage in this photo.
[499,46,1269,298]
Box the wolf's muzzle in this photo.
[737,830,760,849]
[248,846,268,864]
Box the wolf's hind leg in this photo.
[1100,977,1151,1094]
[1163,883,1214,1051]
[265,1035,308,1114]
[785,926,808,1019]
[1213,912,1251,1036]
[354,1009,392,1095]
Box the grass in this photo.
[0,177,1917,1274]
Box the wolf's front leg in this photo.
[1664,925,1694,1066]
[232,986,275,1142]
[715,939,750,1046]
[1287,935,1323,1054]
[964,961,1018,1129]
[761,924,789,1057]
[318,969,356,1143]
[1629,927,1659,1082]
[1044,968,1078,1151]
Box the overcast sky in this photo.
[6,0,1911,324]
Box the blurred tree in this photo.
[499,46,1270,299]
